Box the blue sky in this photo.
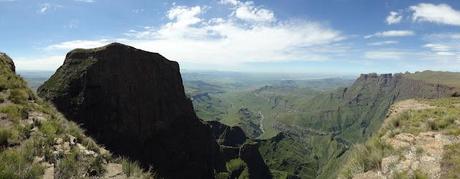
[1,0,460,74]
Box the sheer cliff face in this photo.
[38,43,223,179]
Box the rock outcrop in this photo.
[0,52,15,72]
[38,43,225,178]
[208,121,272,178]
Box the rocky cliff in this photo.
[0,52,153,178]
[37,43,226,178]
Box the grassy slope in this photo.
[404,70,460,88]
[340,97,460,178]
[0,54,153,178]
[188,79,351,139]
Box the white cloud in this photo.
[424,43,451,52]
[365,30,415,39]
[368,40,399,46]
[38,3,62,14]
[46,39,114,50]
[44,2,344,68]
[166,6,203,28]
[410,3,460,26]
[422,34,460,59]
[14,56,65,71]
[386,11,402,25]
[221,0,275,22]
[39,3,50,13]
[364,50,406,60]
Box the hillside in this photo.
[0,53,153,178]
[404,71,460,89]
[187,78,353,139]
[340,98,460,178]
[190,72,460,178]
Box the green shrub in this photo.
[226,158,246,173]
[215,172,230,179]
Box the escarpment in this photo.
[38,43,226,178]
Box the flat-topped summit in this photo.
[38,43,225,178]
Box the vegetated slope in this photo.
[187,79,352,139]
[340,98,460,179]
[0,52,152,178]
[404,70,460,89]
[259,73,460,178]
[37,43,272,179]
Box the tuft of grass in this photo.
[39,119,59,137]
[441,143,460,179]
[88,155,106,177]
[0,104,27,121]
[0,141,45,178]
[340,136,392,178]
[56,147,80,178]
[414,169,428,179]
[393,171,410,179]
[8,88,29,104]
[0,128,12,147]
[81,137,99,153]
[121,158,152,178]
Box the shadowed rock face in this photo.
[0,53,15,72]
[38,43,225,179]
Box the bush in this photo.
[226,158,246,173]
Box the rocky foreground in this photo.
[340,98,460,179]
[1,52,153,178]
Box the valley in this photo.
[13,44,460,179]
[3,0,460,178]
